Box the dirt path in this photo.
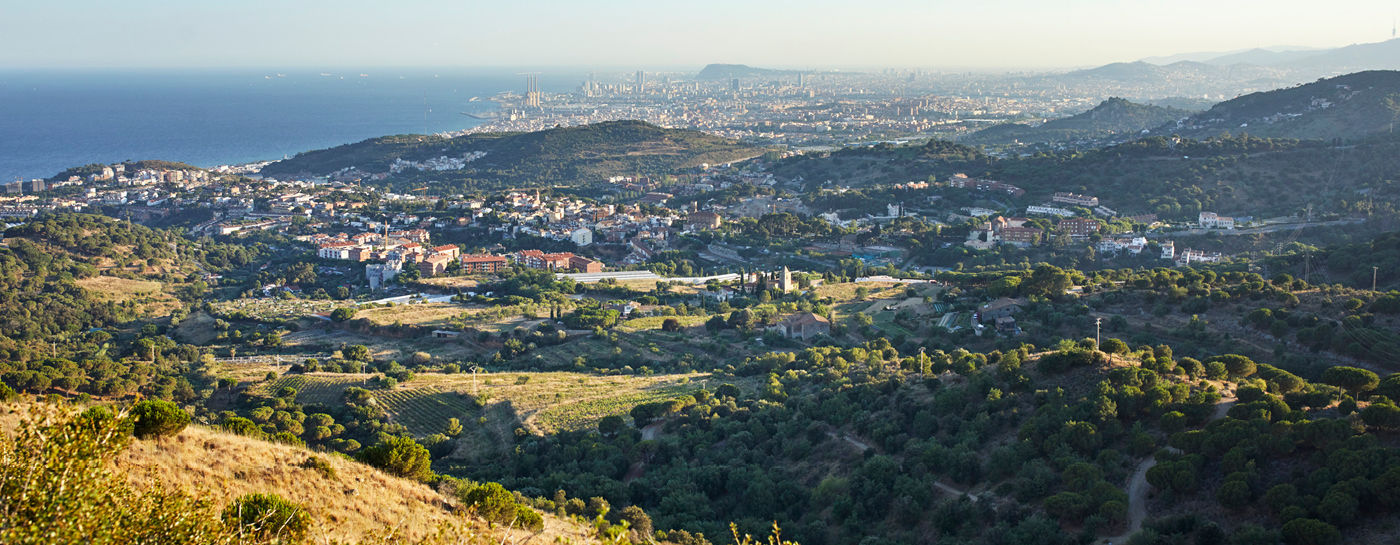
[1102,396,1236,543]
[933,480,981,502]
[827,431,872,451]
[623,421,668,484]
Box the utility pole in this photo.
[1095,317,1102,350]
[1374,266,1380,293]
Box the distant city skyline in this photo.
[3,0,1398,70]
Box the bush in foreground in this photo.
[129,400,189,439]
[221,492,311,542]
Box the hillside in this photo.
[0,402,598,544]
[259,120,763,189]
[960,98,1191,146]
[1156,70,1400,140]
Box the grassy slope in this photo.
[110,424,597,545]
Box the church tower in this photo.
[779,266,794,293]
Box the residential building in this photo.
[431,245,460,260]
[685,211,722,230]
[419,254,453,277]
[1175,248,1223,267]
[568,255,603,273]
[1199,212,1234,229]
[460,254,509,274]
[317,242,355,260]
[1058,217,1100,238]
[367,260,402,290]
[1052,192,1099,207]
[570,228,593,246]
[1025,205,1075,217]
[999,227,1042,246]
[769,312,831,341]
[978,298,1024,322]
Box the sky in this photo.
[4,0,1398,70]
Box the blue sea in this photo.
[0,68,583,181]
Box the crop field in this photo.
[417,277,480,289]
[620,315,709,330]
[213,298,343,322]
[374,386,477,436]
[813,281,899,301]
[259,374,368,405]
[355,303,468,327]
[251,371,723,436]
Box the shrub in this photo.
[0,383,16,402]
[357,436,432,482]
[300,456,336,480]
[1159,411,1187,433]
[222,417,265,438]
[1280,518,1340,545]
[128,400,189,439]
[459,482,544,531]
[221,493,311,542]
[330,307,355,322]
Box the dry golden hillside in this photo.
[5,405,598,545]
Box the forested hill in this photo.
[696,64,799,80]
[259,120,764,189]
[1155,70,1400,141]
[960,98,1191,146]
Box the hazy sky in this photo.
[4,0,1397,69]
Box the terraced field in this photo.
[532,386,695,432]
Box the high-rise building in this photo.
[635,70,645,94]
[730,78,740,92]
[797,72,804,88]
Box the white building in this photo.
[1160,241,1175,260]
[570,228,593,246]
[1199,212,1234,229]
[367,260,403,290]
[1025,205,1075,217]
[1175,248,1223,267]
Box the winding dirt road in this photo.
[1102,396,1236,543]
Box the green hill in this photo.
[1160,70,1400,141]
[961,98,1191,146]
[259,120,763,190]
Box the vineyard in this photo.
[373,386,477,436]
[531,385,696,432]
[258,374,367,405]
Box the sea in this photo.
[0,68,583,181]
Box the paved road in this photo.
[1147,218,1364,238]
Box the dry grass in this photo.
[78,276,165,298]
[112,424,598,545]
[418,277,481,289]
[78,276,182,316]
[356,303,470,328]
[173,311,220,345]
[813,281,899,301]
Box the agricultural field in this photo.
[213,297,343,322]
[354,302,469,327]
[619,315,709,330]
[251,371,727,436]
[417,277,481,290]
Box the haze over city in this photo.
[5,0,1400,69]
